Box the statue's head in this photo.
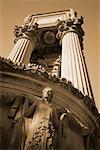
[42,87,53,103]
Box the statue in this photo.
[8,87,59,150]
[24,87,58,150]
[8,87,91,150]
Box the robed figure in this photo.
[24,87,58,150]
[8,87,59,150]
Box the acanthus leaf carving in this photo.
[0,57,99,118]
[13,23,38,43]
[56,15,84,50]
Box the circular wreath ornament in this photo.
[43,31,56,44]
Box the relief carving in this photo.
[51,55,61,78]
[43,31,56,44]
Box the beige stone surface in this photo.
[0,0,100,112]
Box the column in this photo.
[57,14,94,100]
[8,24,38,64]
[8,37,35,64]
[61,32,85,94]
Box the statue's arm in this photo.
[65,108,91,136]
[8,96,25,119]
[53,110,59,130]
[24,100,38,117]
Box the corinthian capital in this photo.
[57,16,84,37]
[13,23,38,42]
[56,14,84,49]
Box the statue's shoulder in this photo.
[29,95,42,104]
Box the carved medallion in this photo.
[43,31,56,44]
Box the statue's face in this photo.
[42,87,53,102]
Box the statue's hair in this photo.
[42,87,53,95]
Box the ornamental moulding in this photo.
[0,57,99,118]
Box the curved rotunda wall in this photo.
[0,67,99,149]
[0,69,98,129]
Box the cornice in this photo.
[0,57,99,119]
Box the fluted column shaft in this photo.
[61,31,91,97]
[8,37,35,64]
[8,23,38,64]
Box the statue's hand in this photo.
[65,108,71,114]
[60,113,67,120]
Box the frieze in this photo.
[0,57,99,118]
